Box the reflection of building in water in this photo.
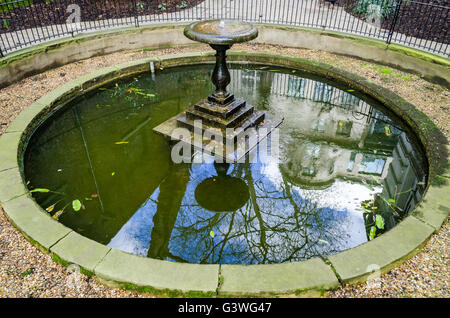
[377,132,426,229]
[231,68,425,213]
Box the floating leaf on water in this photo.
[209,230,215,238]
[72,200,82,212]
[53,210,63,220]
[111,172,115,176]
[115,141,129,145]
[30,188,50,193]
[347,89,355,92]
[291,70,296,73]
[85,197,92,201]
[375,215,385,230]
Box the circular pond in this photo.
[23,63,427,265]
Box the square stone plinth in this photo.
[153,112,283,162]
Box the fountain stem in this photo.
[210,44,232,103]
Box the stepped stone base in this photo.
[153,93,283,162]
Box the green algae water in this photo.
[24,64,427,264]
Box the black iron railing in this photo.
[0,0,449,57]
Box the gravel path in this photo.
[0,44,448,298]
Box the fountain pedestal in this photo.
[153,20,283,162]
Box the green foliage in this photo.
[375,214,384,229]
[379,67,393,74]
[177,1,187,9]
[20,268,34,277]
[368,225,377,240]
[0,0,33,13]
[353,0,396,19]
[361,198,385,240]
[158,2,167,11]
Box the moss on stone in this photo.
[387,44,450,68]
[95,277,216,298]
[51,252,94,278]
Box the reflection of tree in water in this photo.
[152,160,353,265]
[147,162,190,260]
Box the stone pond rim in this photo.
[0,51,447,296]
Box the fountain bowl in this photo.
[184,19,258,45]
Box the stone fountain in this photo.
[153,19,283,162]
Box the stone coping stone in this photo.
[94,248,219,295]
[412,183,450,231]
[0,132,21,172]
[0,167,28,203]
[1,194,71,251]
[50,231,111,276]
[328,216,435,284]
[4,102,47,134]
[219,257,339,296]
[0,51,448,296]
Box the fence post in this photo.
[386,0,403,44]
[132,0,139,27]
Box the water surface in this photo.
[24,64,427,264]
